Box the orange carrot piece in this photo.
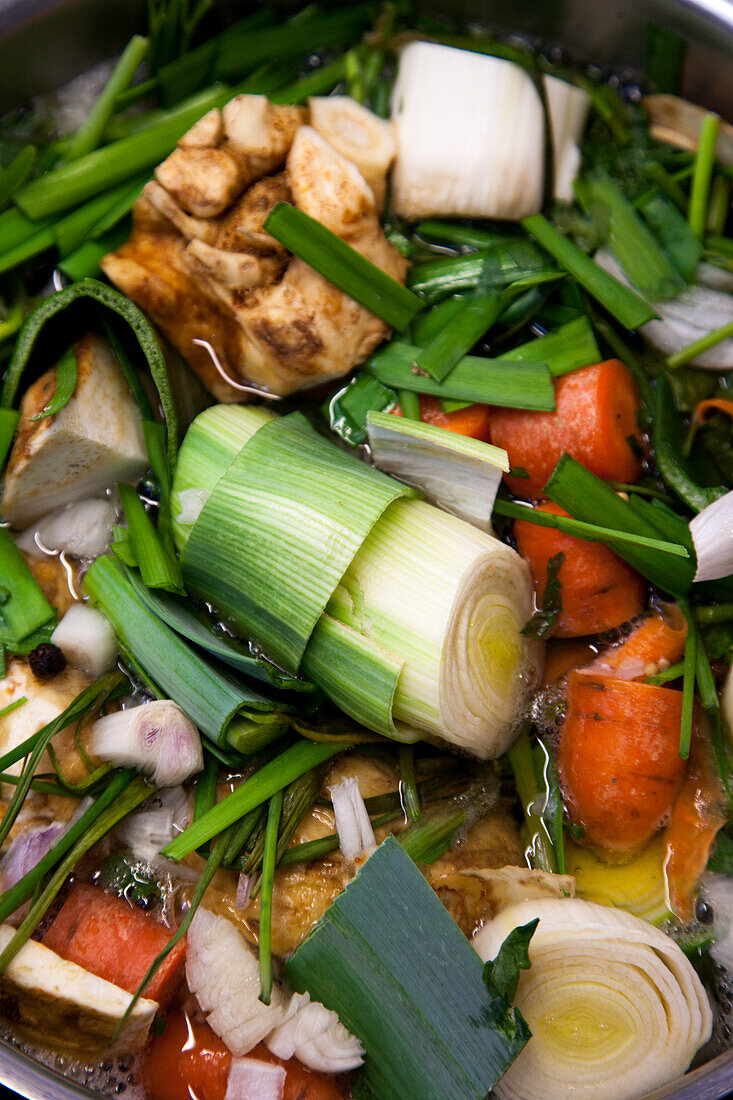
[664,720,727,920]
[489,359,642,497]
[514,500,647,638]
[586,605,688,680]
[42,883,186,1006]
[693,396,733,424]
[393,395,493,442]
[542,640,600,685]
[558,670,687,859]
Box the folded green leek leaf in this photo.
[283,835,529,1100]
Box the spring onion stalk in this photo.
[366,409,508,530]
[0,146,35,206]
[580,171,685,300]
[641,162,689,209]
[668,319,733,368]
[415,221,516,251]
[0,774,152,976]
[15,83,232,220]
[0,225,55,277]
[259,790,282,1005]
[688,113,721,239]
[408,241,552,306]
[678,604,698,760]
[707,175,731,234]
[498,316,601,377]
[0,529,54,644]
[30,344,77,421]
[411,296,469,347]
[0,208,53,254]
[277,811,399,868]
[117,482,183,595]
[507,728,560,874]
[695,603,733,625]
[284,836,528,1100]
[66,35,149,161]
[238,767,325,880]
[636,192,703,282]
[653,375,725,513]
[414,294,503,381]
[398,389,420,419]
[57,224,129,281]
[522,213,657,328]
[269,53,350,104]
[325,375,398,448]
[263,203,422,331]
[399,745,421,822]
[366,342,554,411]
[543,455,695,595]
[646,661,685,685]
[473,898,711,1100]
[0,408,19,469]
[83,557,286,749]
[88,700,203,787]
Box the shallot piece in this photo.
[115,787,199,881]
[224,1058,285,1100]
[51,602,117,678]
[690,490,733,582]
[0,824,66,894]
[329,776,376,863]
[235,873,253,910]
[88,700,203,787]
[266,992,364,1073]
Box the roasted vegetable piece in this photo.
[42,882,187,1006]
[489,360,642,498]
[558,670,687,859]
[514,501,646,637]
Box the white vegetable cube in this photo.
[0,924,157,1054]
[2,331,147,528]
[391,42,545,221]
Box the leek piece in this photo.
[507,728,561,874]
[367,409,508,530]
[181,412,411,672]
[543,454,696,595]
[408,240,552,306]
[0,407,19,469]
[14,84,232,220]
[302,615,403,737]
[637,192,703,282]
[566,835,670,924]
[522,213,657,329]
[329,499,540,758]
[259,789,282,1005]
[581,171,686,300]
[1,278,179,468]
[0,207,52,254]
[325,374,397,448]
[89,174,149,238]
[688,113,720,240]
[366,342,555,412]
[0,146,35,206]
[0,529,54,644]
[30,344,77,421]
[0,226,55,277]
[263,203,423,331]
[171,405,274,551]
[56,224,128,281]
[0,773,152,976]
[706,175,729,235]
[65,35,150,161]
[411,295,467,347]
[283,836,528,1100]
[125,567,312,692]
[667,319,733,368]
[415,221,514,251]
[117,482,184,596]
[500,316,601,378]
[414,294,505,382]
[83,557,284,746]
[163,740,347,859]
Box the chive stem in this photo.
[694,602,733,625]
[667,319,733,369]
[399,744,421,822]
[259,790,283,1005]
[398,389,421,420]
[66,36,150,161]
[679,604,698,759]
[507,728,558,874]
[645,661,685,685]
[688,113,720,240]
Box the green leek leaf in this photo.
[325,374,398,448]
[30,345,77,421]
[498,316,601,377]
[0,529,54,644]
[117,482,184,595]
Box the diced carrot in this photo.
[489,359,642,497]
[693,396,733,423]
[514,500,647,638]
[585,605,688,680]
[558,670,687,859]
[393,395,493,442]
[542,640,600,685]
[42,883,186,1006]
[664,718,727,920]
[143,1012,347,1100]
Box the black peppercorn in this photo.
[28,642,66,680]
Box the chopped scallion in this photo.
[30,344,77,421]
[258,789,282,1005]
[118,482,184,595]
[679,604,697,759]
[0,529,54,644]
[0,407,19,469]
[66,35,150,161]
[0,146,36,207]
[688,113,720,240]
[667,319,733,369]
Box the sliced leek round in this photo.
[474,898,712,1100]
[565,836,671,925]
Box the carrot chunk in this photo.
[393,395,493,441]
[664,721,727,920]
[558,670,687,859]
[586,605,688,680]
[514,500,646,638]
[489,359,642,497]
[42,882,186,1006]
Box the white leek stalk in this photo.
[16,498,115,560]
[186,908,286,1054]
[390,42,590,220]
[308,96,396,209]
[88,700,203,787]
[596,249,733,369]
[171,405,275,552]
[473,898,712,1100]
[330,499,541,757]
[690,490,733,581]
[225,1059,285,1100]
[51,602,118,679]
[329,776,376,863]
[366,409,508,531]
[266,992,365,1073]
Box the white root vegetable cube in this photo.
[0,924,157,1055]
[2,331,147,528]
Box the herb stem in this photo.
[688,113,720,239]
[399,744,421,822]
[66,35,150,161]
[259,790,283,1005]
[667,319,733,369]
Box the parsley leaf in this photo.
[521,552,565,639]
[483,918,540,1004]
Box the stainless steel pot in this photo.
[1,0,733,1096]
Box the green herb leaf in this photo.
[521,552,564,639]
[483,918,539,1004]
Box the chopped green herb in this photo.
[521,552,564,639]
